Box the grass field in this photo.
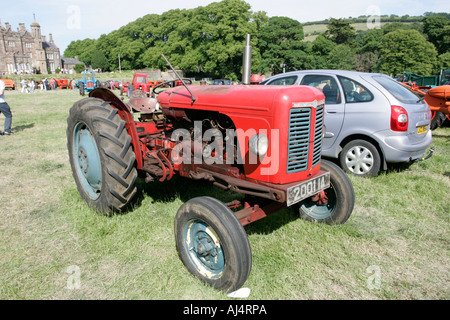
[302,22,411,42]
[0,89,448,300]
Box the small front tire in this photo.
[174,197,252,293]
[296,160,355,225]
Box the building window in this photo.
[8,41,15,47]
[47,53,54,60]
[26,43,32,49]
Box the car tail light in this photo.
[391,105,408,132]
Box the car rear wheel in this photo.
[340,139,381,177]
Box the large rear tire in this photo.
[174,197,252,293]
[67,98,137,214]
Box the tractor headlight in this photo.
[249,134,269,156]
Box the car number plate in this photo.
[286,172,331,207]
[417,125,427,135]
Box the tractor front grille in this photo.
[287,105,324,173]
[312,105,324,167]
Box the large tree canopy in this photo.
[63,2,449,78]
[378,29,438,76]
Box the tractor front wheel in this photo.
[67,98,138,214]
[295,160,354,225]
[174,197,252,293]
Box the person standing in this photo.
[21,78,29,94]
[0,75,13,135]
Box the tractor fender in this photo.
[89,88,144,169]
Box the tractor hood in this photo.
[157,85,324,117]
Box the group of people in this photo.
[20,78,58,93]
[0,75,12,135]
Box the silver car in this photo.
[261,70,433,177]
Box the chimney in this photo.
[19,23,26,33]
[5,22,10,30]
[49,33,53,43]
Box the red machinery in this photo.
[402,83,450,129]
[67,54,355,293]
[56,79,70,89]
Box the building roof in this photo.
[62,57,83,65]
[43,41,58,49]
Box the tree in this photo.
[139,0,259,79]
[311,35,336,56]
[378,29,438,76]
[91,50,109,71]
[258,16,305,74]
[327,44,356,70]
[73,63,85,73]
[422,15,450,54]
[325,18,357,46]
[63,39,97,67]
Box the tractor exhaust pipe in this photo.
[242,34,252,85]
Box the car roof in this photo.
[266,69,389,79]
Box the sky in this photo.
[1,0,449,54]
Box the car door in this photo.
[337,75,380,139]
[299,74,345,154]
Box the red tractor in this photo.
[402,83,450,129]
[56,79,70,89]
[67,55,354,293]
[122,73,187,97]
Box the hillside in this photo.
[302,13,429,42]
[303,21,422,41]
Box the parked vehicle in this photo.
[56,79,70,89]
[212,79,233,85]
[121,73,154,97]
[261,70,434,177]
[396,69,450,87]
[66,56,355,293]
[105,80,121,90]
[77,71,101,96]
[2,79,15,90]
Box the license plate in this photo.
[286,172,331,207]
[417,125,427,135]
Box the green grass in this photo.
[0,89,449,300]
[302,22,414,42]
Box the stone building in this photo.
[0,20,62,75]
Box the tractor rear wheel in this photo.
[67,98,137,214]
[430,111,445,130]
[296,159,354,225]
[174,197,252,293]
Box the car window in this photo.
[266,75,298,85]
[300,75,341,104]
[338,76,373,103]
[373,76,421,104]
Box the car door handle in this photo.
[326,109,337,114]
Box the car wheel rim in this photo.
[345,146,374,175]
[183,219,225,280]
[73,122,102,200]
